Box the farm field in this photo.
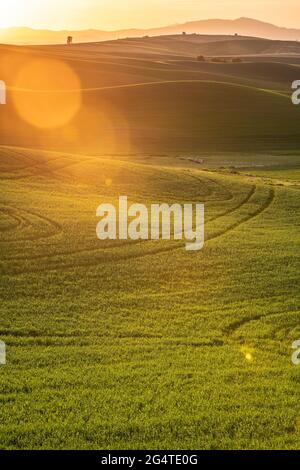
[0,146,299,449]
[1,40,300,155]
[0,34,300,450]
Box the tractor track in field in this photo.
[0,207,23,231]
[209,184,256,221]
[0,145,274,273]
[0,175,251,261]
[0,205,62,243]
[223,313,266,338]
[0,157,228,253]
[0,157,94,181]
[1,182,275,276]
[222,306,299,346]
[185,172,234,202]
[206,185,274,240]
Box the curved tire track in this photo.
[2,182,275,275]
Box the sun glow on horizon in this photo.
[0,0,300,31]
[0,1,32,29]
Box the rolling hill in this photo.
[1,27,300,451]
[1,17,300,45]
[1,144,300,449]
[59,35,300,57]
[2,80,300,154]
[1,40,300,155]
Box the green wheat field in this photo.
[0,36,300,449]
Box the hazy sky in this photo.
[1,0,300,30]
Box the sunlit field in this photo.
[0,35,300,449]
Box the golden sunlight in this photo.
[11,59,82,129]
[0,1,31,28]
[240,346,255,363]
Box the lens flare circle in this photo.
[12,58,82,129]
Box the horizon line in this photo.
[0,16,298,34]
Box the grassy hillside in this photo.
[0,147,299,449]
[2,80,300,154]
[101,35,300,57]
[1,40,300,156]
[0,37,300,450]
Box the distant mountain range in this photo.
[1,17,300,45]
